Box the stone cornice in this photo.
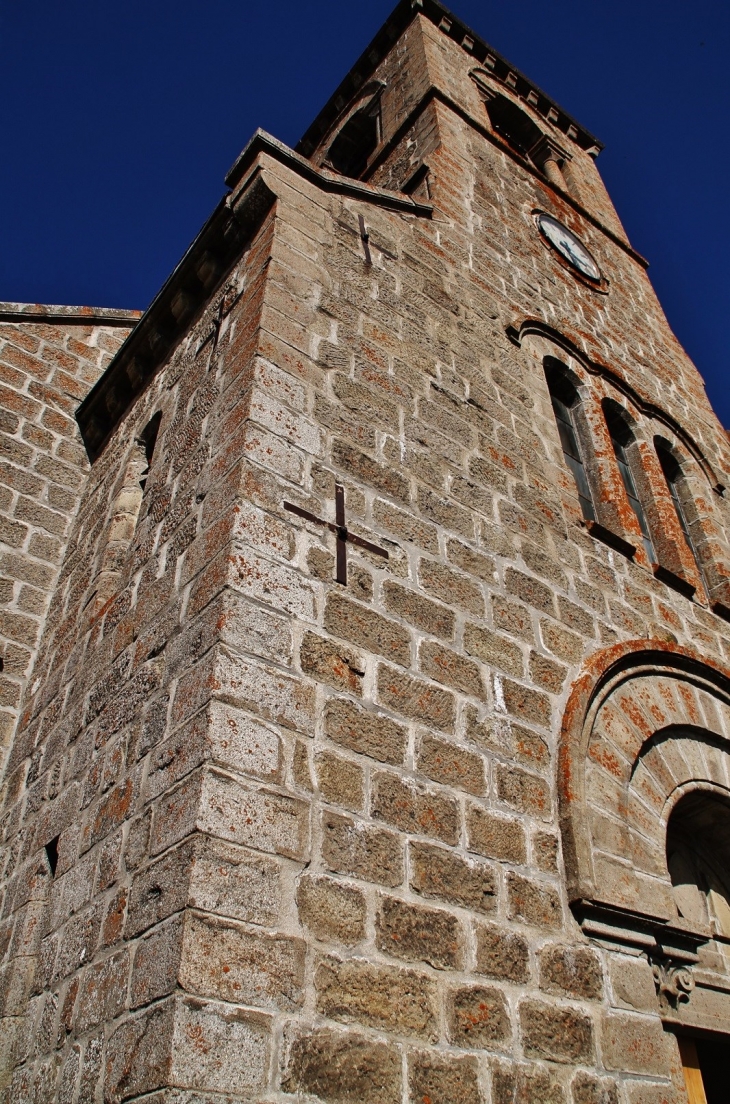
[77,132,432,462]
[225,129,433,216]
[296,0,603,162]
[0,303,140,326]
[76,173,277,462]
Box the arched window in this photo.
[667,793,730,1104]
[603,402,655,562]
[544,358,595,522]
[138,411,162,494]
[327,93,382,179]
[483,92,569,189]
[667,791,730,939]
[656,440,704,580]
[485,94,543,157]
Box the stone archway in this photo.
[558,639,730,1049]
[558,640,730,914]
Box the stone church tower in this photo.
[1,1,729,1100]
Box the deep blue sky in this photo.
[1,1,727,425]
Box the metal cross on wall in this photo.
[284,484,389,585]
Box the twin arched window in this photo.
[544,357,717,607]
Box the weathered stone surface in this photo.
[297,875,367,946]
[600,1012,672,1075]
[376,895,464,969]
[377,664,456,733]
[539,944,603,1000]
[316,749,364,811]
[131,914,183,1009]
[492,1061,566,1104]
[520,1000,594,1063]
[372,772,459,845]
[447,984,511,1048]
[607,955,658,1012]
[496,763,550,818]
[408,1050,483,1104]
[178,910,305,1009]
[507,872,562,929]
[315,957,439,1040]
[409,840,497,913]
[383,581,455,639]
[104,1000,175,1103]
[467,806,526,864]
[284,1028,402,1104]
[325,592,411,667]
[73,949,130,1033]
[321,810,403,887]
[169,997,270,1096]
[188,835,281,926]
[416,731,486,795]
[301,631,365,696]
[475,922,531,982]
[572,1071,620,1104]
[197,769,310,860]
[324,697,408,766]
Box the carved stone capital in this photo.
[650,956,696,1011]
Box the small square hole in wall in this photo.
[45,835,60,877]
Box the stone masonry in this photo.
[0,305,140,779]
[1,2,730,1103]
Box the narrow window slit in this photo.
[45,835,60,877]
[657,442,706,590]
[604,405,655,563]
[138,411,162,493]
[544,359,595,522]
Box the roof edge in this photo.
[78,131,432,462]
[296,0,603,160]
[226,129,432,216]
[0,303,141,326]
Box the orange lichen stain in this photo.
[185,1024,210,1054]
[588,742,623,780]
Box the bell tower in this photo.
[2,3,730,1102]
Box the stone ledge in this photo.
[0,302,141,325]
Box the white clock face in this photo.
[536,213,602,282]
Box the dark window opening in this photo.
[402,163,431,199]
[45,835,60,877]
[544,359,595,522]
[604,405,655,562]
[667,790,730,938]
[657,443,705,580]
[138,412,162,493]
[694,1036,726,1104]
[679,1034,728,1104]
[327,101,381,179]
[486,94,543,158]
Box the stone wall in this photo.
[1,7,729,1103]
[0,306,139,779]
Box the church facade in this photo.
[1,1,729,1101]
